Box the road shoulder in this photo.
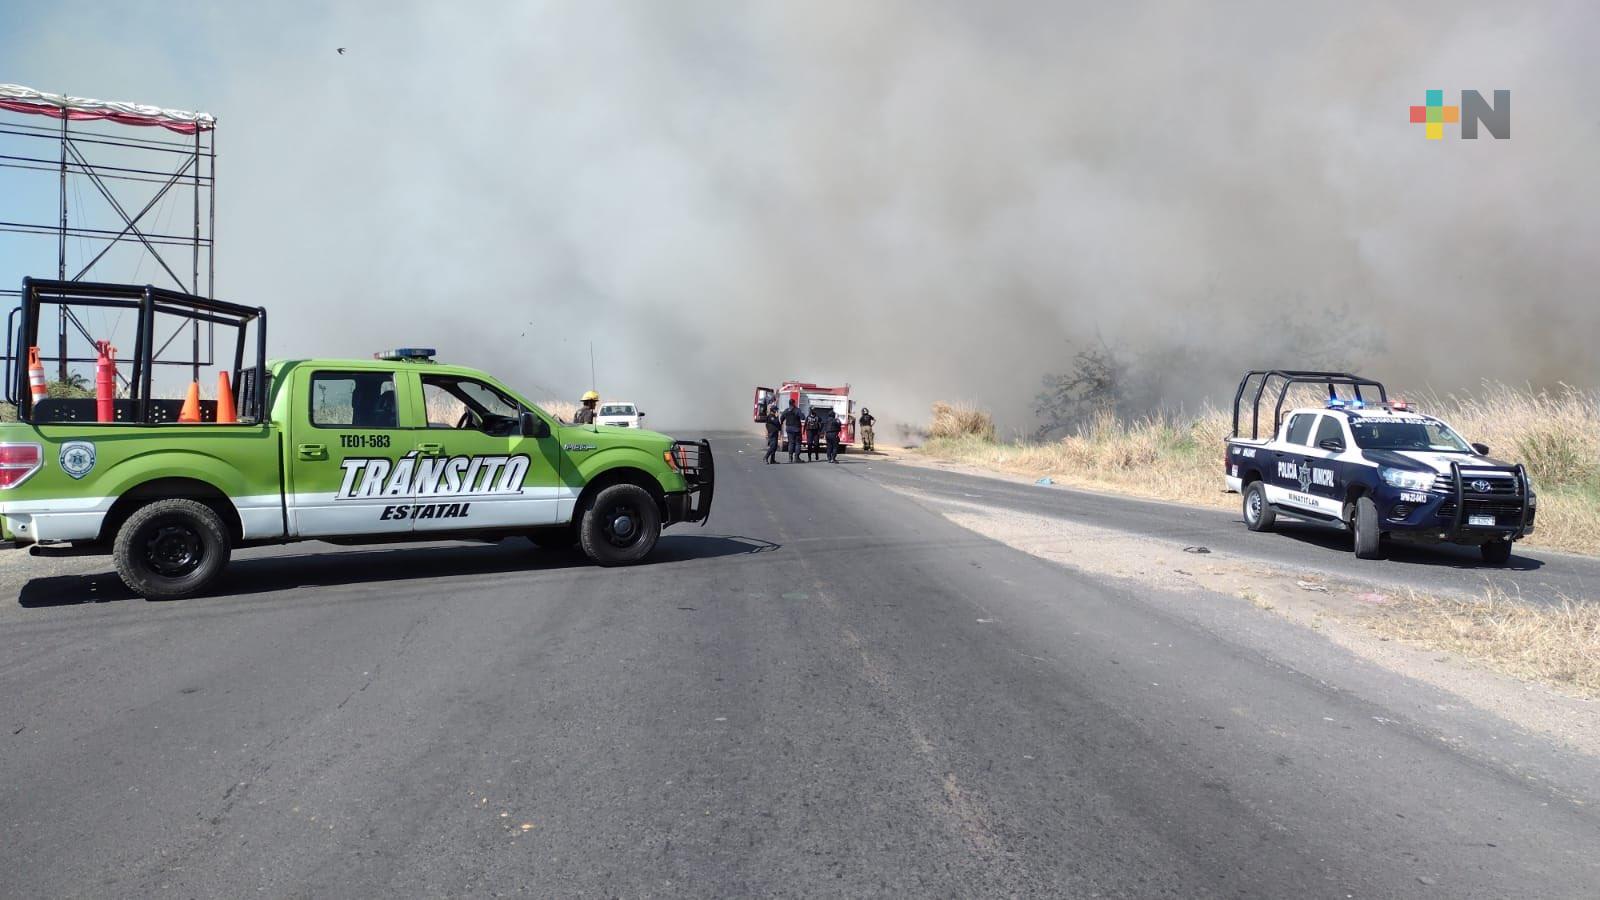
[882,482,1600,781]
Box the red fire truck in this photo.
[753,381,857,450]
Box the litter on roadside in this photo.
[1296,580,1329,593]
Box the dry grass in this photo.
[540,399,579,423]
[919,383,1600,555]
[928,402,996,441]
[1370,588,1600,698]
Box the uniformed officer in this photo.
[780,400,805,462]
[764,403,781,464]
[859,407,876,452]
[823,408,843,463]
[573,390,599,424]
[805,409,823,461]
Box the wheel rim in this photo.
[143,519,203,578]
[602,501,645,549]
[1246,489,1262,523]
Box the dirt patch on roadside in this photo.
[884,486,1600,758]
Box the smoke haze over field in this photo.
[3,1,1598,431]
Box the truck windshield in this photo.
[599,405,634,416]
[1349,419,1470,452]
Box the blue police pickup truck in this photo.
[1223,370,1535,563]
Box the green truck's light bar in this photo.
[374,348,436,361]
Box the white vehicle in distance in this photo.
[596,401,644,428]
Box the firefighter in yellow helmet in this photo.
[574,390,600,424]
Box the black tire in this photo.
[1351,495,1382,559]
[527,527,577,551]
[1480,540,1513,565]
[112,498,231,600]
[1243,480,1276,532]
[578,483,661,566]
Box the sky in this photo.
[2,1,1597,432]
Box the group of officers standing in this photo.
[762,400,876,464]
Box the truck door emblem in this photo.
[59,441,96,479]
[1297,460,1312,492]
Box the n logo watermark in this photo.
[1410,90,1510,140]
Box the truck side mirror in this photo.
[1471,442,1490,456]
[1318,437,1345,453]
[520,411,549,438]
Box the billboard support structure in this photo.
[0,83,216,381]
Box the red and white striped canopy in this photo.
[0,83,214,134]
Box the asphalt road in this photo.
[872,458,1600,605]
[2,432,1597,897]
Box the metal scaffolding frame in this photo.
[0,85,215,381]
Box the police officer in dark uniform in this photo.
[779,400,805,462]
[763,403,781,464]
[805,408,823,461]
[823,408,843,463]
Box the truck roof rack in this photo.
[1231,369,1388,440]
[6,278,267,424]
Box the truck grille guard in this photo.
[1444,459,1531,541]
[671,439,715,525]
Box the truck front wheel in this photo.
[1351,496,1383,559]
[112,499,232,600]
[579,483,661,566]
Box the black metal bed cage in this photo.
[7,278,266,425]
[1231,370,1389,440]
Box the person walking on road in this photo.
[763,404,781,464]
[780,400,805,462]
[805,409,823,461]
[824,408,842,463]
[573,390,599,424]
[859,407,876,452]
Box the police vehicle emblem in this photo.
[1471,479,1492,493]
[59,441,96,479]
[1296,460,1312,492]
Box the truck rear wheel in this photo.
[578,483,661,566]
[112,499,231,600]
[1351,495,1382,559]
[1243,480,1275,532]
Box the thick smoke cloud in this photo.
[5,1,1597,432]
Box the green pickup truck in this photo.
[0,280,714,600]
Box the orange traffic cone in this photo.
[26,346,47,404]
[215,370,236,424]
[178,380,202,423]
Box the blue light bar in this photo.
[1327,398,1347,409]
[375,347,436,361]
